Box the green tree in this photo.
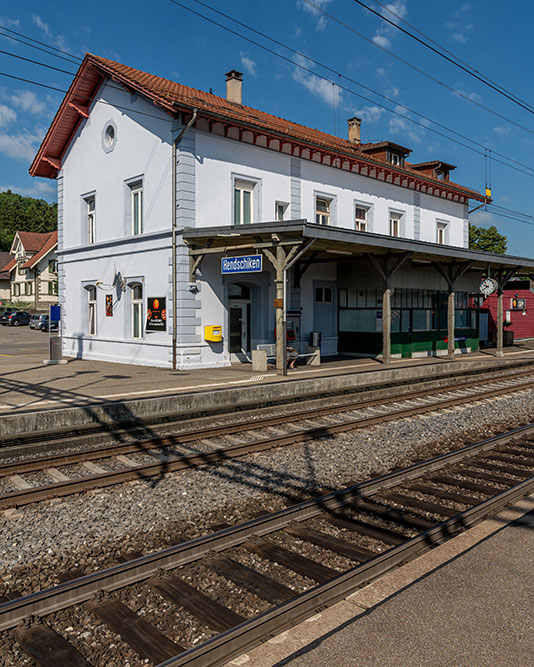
[469,223,507,254]
[0,190,57,251]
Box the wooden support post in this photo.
[496,290,504,358]
[447,290,455,360]
[275,245,286,376]
[382,286,392,365]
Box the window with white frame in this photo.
[315,197,331,225]
[315,286,333,303]
[275,201,288,221]
[389,211,402,238]
[355,204,369,232]
[234,179,255,225]
[131,283,143,339]
[48,259,57,274]
[86,196,96,244]
[437,221,447,244]
[25,282,32,296]
[87,286,97,336]
[130,183,143,235]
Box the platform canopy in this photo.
[183,220,534,274]
[184,220,534,373]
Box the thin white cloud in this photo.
[454,88,482,103]
[388,104,425,143]
[292,54,341,106]
[450,32,467,43]
[372,1,407,50]
[493,126,511,136]
[240,53,257,77]
[0,104,16,128]
[32,13,72,54]
[376,67,386,77]
[352,105,385,124]
[297,0,333,31]
[10,90,46,115]
[0,127,43,161]
[0,181,56,198]
[387,86,400,98]
[0,16,19,28]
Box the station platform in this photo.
[228,494,534,667]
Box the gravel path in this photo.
[1,388,534,603]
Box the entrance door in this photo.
[229,302,250,356]
[479,311,489,343]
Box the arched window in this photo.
[130,282,143,339]
[86,285,97,335]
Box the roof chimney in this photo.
[225,70,243,105]
[347,116,361,145]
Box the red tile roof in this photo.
[29,54,485,202]
[0,257,16,274]
[0,251,12,278]
[20,231,58,269]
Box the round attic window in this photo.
[102,120,117,153]
[104,125,115,146]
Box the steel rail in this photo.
[3,363,534,453]
[0,423,532,631]
[2,367,534,476]
[2,376,534,509]
[161,475,534,667]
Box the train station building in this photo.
[30,54,534,371]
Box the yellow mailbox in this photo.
[204,325,222,342]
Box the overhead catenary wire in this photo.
[2,10,534,181]
[299,0,534,134]
[167,0,534,178]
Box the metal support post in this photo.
[447,290,455,360]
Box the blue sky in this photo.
[1,0,533,255]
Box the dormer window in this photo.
[436,170,445,180]
[388,152,404,167]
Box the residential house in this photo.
[0,251,10,302]
[1,231,58,309]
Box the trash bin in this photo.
[309,331,321,347]
[49,336,62,361]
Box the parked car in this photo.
[0,309,14,325]
[5,311,31,326]
[39,315,59,331]
[29,314,49,329]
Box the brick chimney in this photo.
[347,116,361,145]
[225,70,243,105]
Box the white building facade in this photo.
[31,55,488,368]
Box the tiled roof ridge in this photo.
[20,231,58,269]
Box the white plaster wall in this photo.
[195,132,291,227]
[61,81,173,249]
[61,233,172,367]
[419,193,466,247]
[299,261,338,356]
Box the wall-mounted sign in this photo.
[479,278,498,297]
[273,298,283,308]
[106,295,113,316]
[146,297,166,331]
[221,255,262,274]
[511,297,526,310]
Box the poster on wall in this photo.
[146,297,166,331]
[105,295,113,316]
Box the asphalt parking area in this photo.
[0,321,49,359]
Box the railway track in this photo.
[2,369,534,509]
[1,424,533,666]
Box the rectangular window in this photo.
[234,180,254,225]
[389,211,401,238]
[131,184,143,235]
[437,222,447,245]
[25,282,33,296]
[48,259,57,274]
[275,201,288,221]
[88,286,97,336]
[355,205,369,232]
[86,197,96,244]
[316,197,331,225]
[131,284,143,339]
[48,281,58,296]
[13,283,19,296]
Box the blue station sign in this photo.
[221,254,263,274]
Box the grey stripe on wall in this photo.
[290,158,301,219]
[413,190,421,241]
[176,130,196,228]
[57,175,66,327]
[463,203,469,248]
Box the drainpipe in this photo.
[172,109,197,370]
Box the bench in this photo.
[252,343,320,372]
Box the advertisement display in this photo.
[146,297,166,331]
[106,295,113,316]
